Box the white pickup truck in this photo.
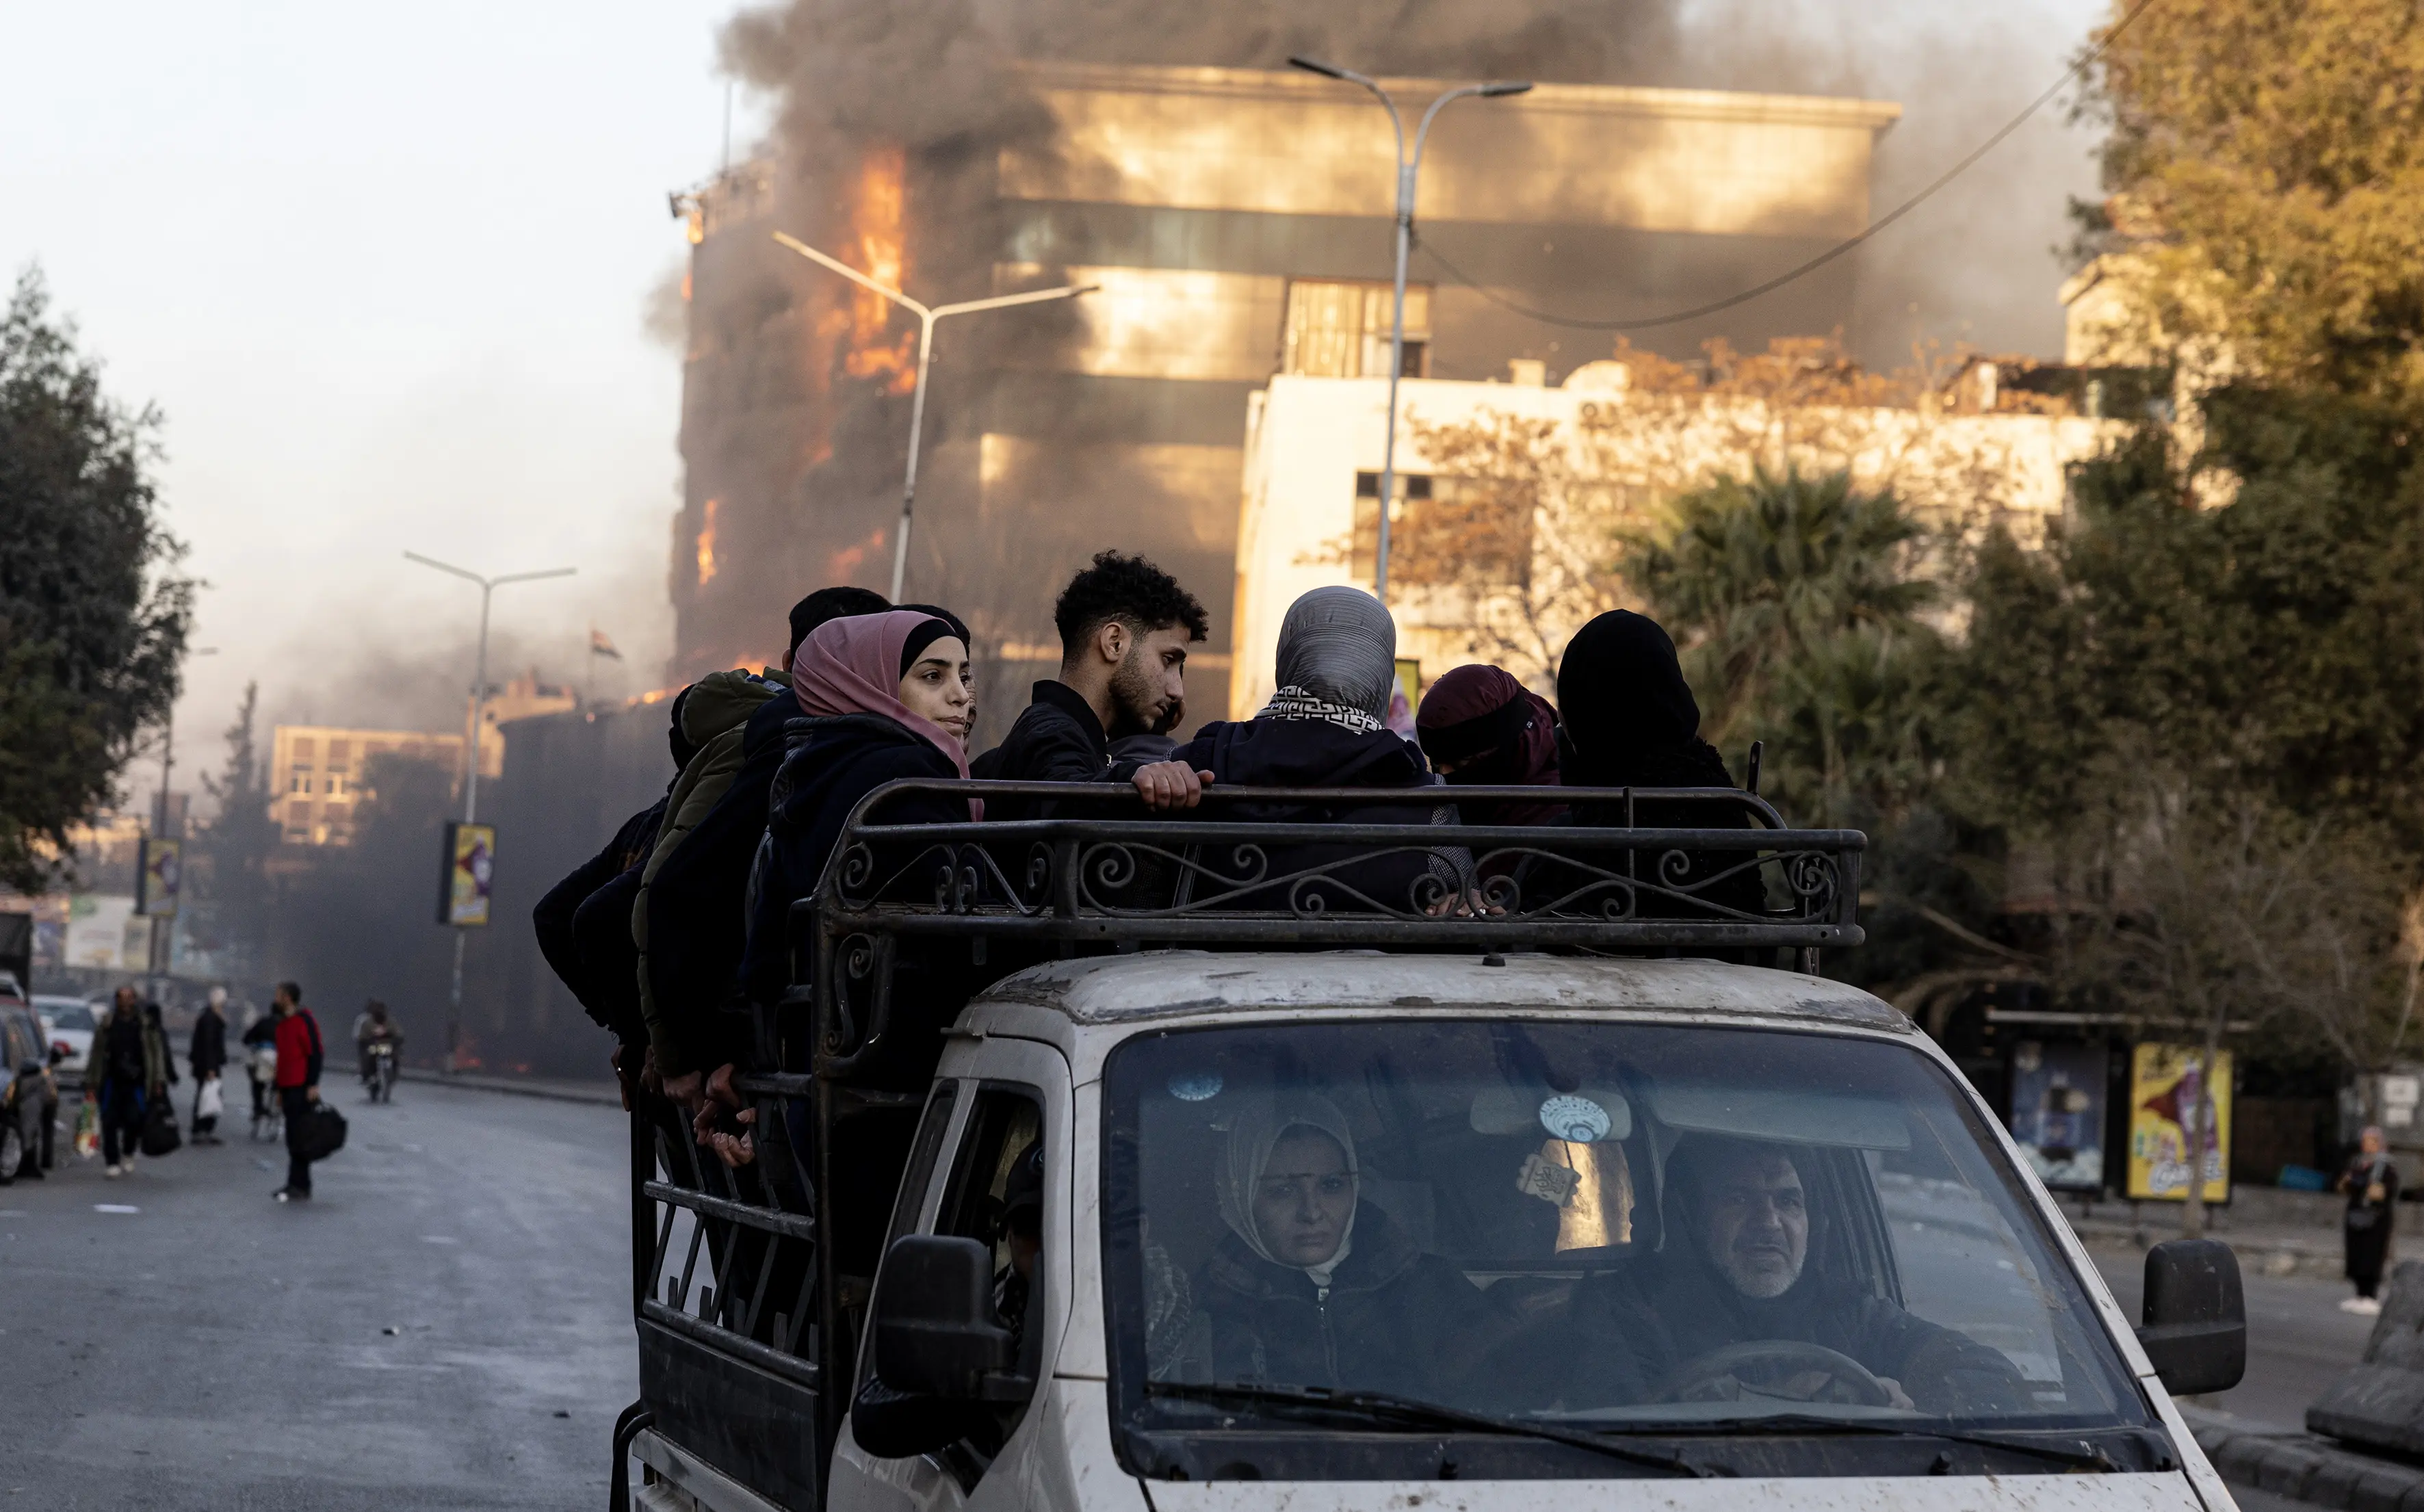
[613,782,2245,1512]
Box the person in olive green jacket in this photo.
[631,666,786,1095]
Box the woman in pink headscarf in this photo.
[738,610,978,1013]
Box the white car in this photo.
[31,995,97,1070]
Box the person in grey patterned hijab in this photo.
[1263,586,1397,731]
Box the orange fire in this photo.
[842,146,917,394]
[696,497,720,586]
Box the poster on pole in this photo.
[2126,1042,2233,1203]
[2006,1040,2109,1192]
[439,822,496,927]
[135,838,181,917]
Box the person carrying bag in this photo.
[268,982,332,1203]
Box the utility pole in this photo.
[1288,58,1531,600]
[404,553,575,1072]
[772,233,1094,601]
[146,647,217,991]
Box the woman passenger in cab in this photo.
[1159,1093,1505,1401]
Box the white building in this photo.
[1229,363,2129,716]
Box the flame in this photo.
[828,527,885,580]
[696,497,720,586]
[842,146,917,395]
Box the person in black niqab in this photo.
[1554,611,1736,794]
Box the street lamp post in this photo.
[404,552,576,1073]
[148,646,218,987]
[1289,57,1531,601]
[773,232,1095,601]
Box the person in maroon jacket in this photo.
[269,982,324,1203]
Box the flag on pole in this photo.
[590,627,622,660]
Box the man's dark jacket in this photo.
[970,681,1108,821]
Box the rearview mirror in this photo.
[871,1234,1015,1400]
[2135,1238,2245,1396]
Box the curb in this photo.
[395,1067,621,1107]
[2189,1418,2424,1510]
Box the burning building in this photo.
[670,62,1901,734]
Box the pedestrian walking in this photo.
[190,986,229,1145]
[2340,1125,2400,1315]
[268,982,325,1202]
[83,987,169,1178]
[240,1004,278,1136]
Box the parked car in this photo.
[32,995,95,1072]
[0,1002,53,1180]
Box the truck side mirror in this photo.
[2135,1238,2245,1396]
[872,1234,1015,1400]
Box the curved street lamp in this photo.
[774,233,1096,602]
[1290,58,1532,601]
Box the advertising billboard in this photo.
[439,822,496,928]
[135,837,181,917]
[2006,1040,2109,1192]
[2127,1042,2234,1203]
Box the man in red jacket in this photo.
[270,982,324,1203]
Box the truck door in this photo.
[829,1039,1072,1512]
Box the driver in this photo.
[1618,1136,2028,1414]
[353,1000,401,1084]
[1159,1092,1507,1402]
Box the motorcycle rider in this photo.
[353,1000,402,1088]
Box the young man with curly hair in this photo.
[972,551,1208,818]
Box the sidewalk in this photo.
[395,1067,621,1106]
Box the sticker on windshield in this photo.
[1539,1094,1612,1143]
[1167,1071,1223,1102]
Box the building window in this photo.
[325,772,347,797]
[1283,279,1431,379]
[289,769,312,795]
[285,800,311,829]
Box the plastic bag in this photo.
[197,1078,223,1121]
[73,1099,97,1159]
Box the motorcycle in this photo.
[363,1039,398,1104]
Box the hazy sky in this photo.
[2,0,762,800]
[4,0,2110,815]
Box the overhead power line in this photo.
[1416,0,2165,333]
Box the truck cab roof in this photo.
[962,950,1916,1076]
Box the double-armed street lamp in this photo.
[773,232,1095,601]
[1288,57,1532,601]
[404,551,576,1073]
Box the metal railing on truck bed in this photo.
[616,780,1866,1512]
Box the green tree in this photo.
[2083,0,2424,398]
[0,269,192,890]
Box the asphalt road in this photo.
[0,1080,637,1511]
[2091,1248,2378,1431]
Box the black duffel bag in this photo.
[138,1091,182,1158]
[293,1099,348,1162]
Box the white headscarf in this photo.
[1214,1092,1360,1282]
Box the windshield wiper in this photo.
[1143,1380,1712,1478]
[1668,1412,2129,1472]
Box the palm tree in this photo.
[1624,467,1937,824]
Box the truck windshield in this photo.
[1102,1019,2156,1476]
